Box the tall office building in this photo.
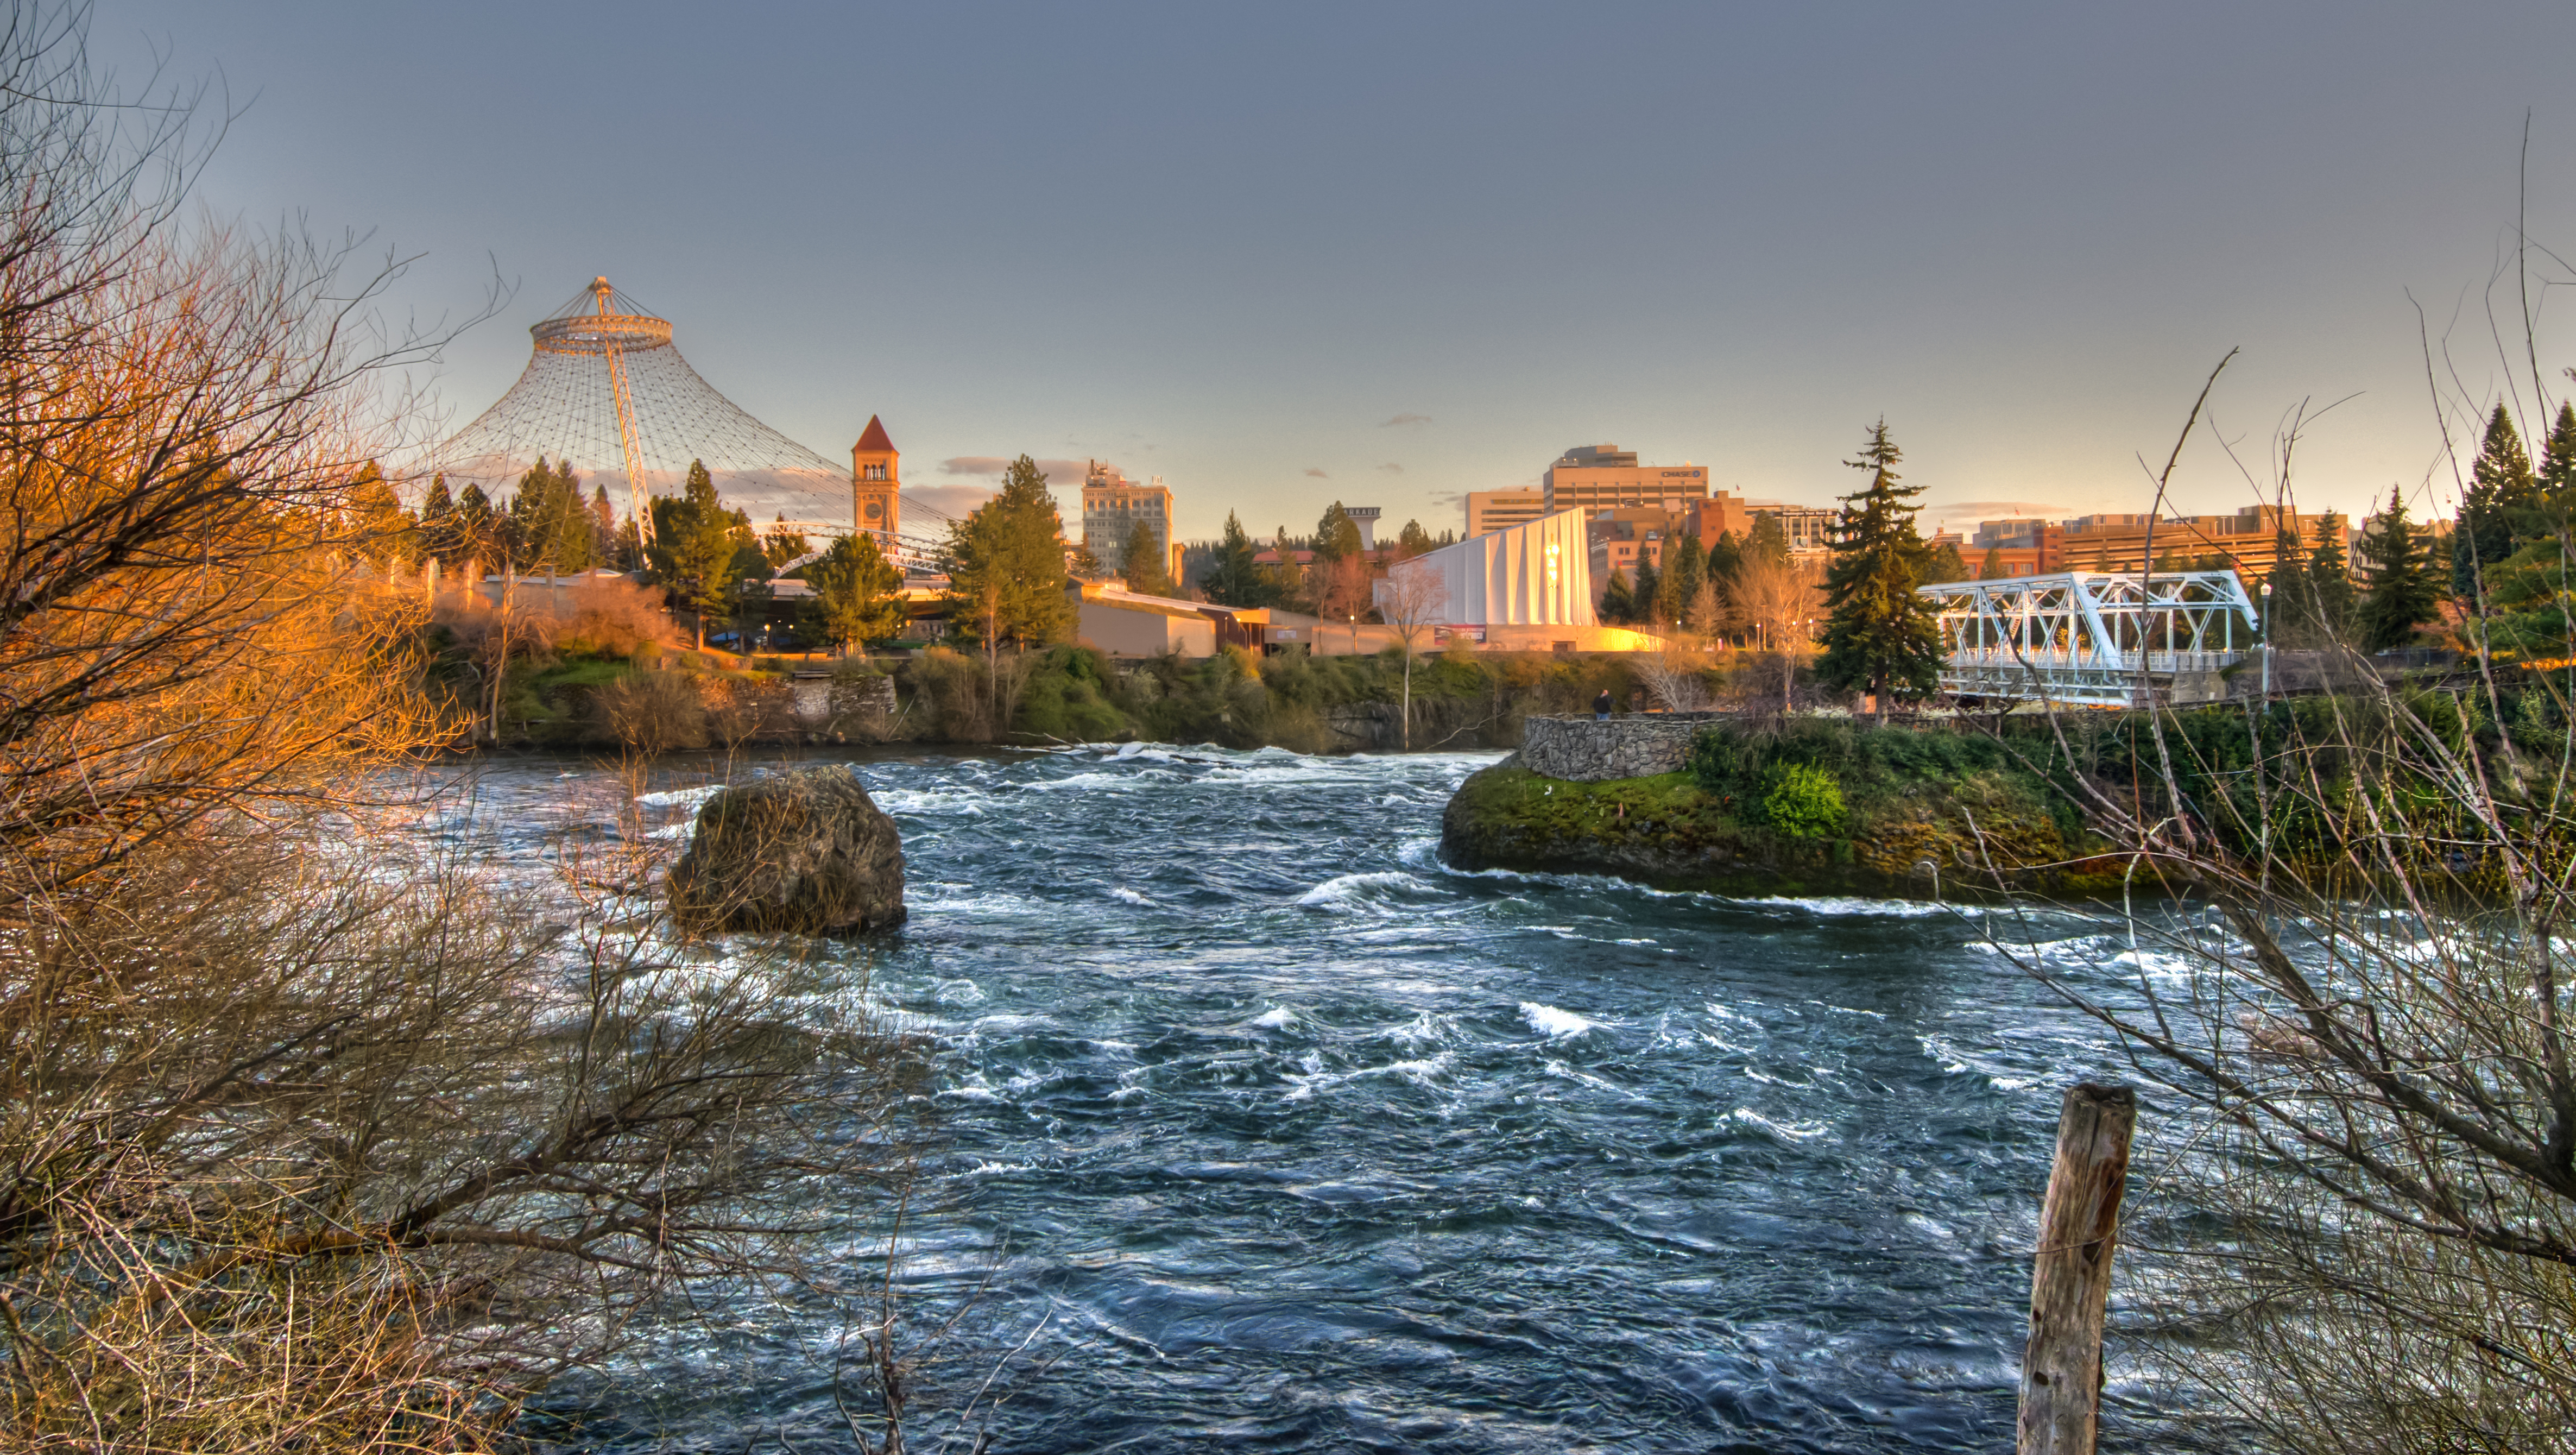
[1080,461,1177,581]
[1466,489,1547,538]
[1542,443,1712,519]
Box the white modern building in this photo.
[1396,507,1596,626]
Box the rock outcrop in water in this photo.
[668,766,906,934]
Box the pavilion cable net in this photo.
[428,278,955,556]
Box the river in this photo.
[452,743,2175,1453]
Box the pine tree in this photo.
[589,485,620,569]
[1704,529,1743,587]
[654,461,741,648]
[2355,484,2443,652]
[1745,513,1791,570]
[1817,419,1941,720]
[1977,544,2005,580]
[1659,533,1706,629]
[1314,502,1363,564]
[1120,518,1173,595]
[2455,404,2537,602]
[345,461,413,569]
[943,454,1074,648]
[2301,515,2353,645]
[1921,539,1968,584]
[1598,568,1636,624]
[453,483,497,567]
[803,532,905,652]
[419,475,456,564]
[1630,556,1660,627]
[1396,518,1435,558]
[1202,512,1268,607]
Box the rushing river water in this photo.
[453,744,2176,1453]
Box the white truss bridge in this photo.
[1918,569,2261,707]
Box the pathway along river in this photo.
[451,744,2182,1453]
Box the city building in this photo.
[1069,580,1217,656]
[851,415,900,555]
[1392,508,1666,650]
[1586,508,1681,586]
[1080,462,1180,582]
[1543,443,1713,520]
[1466,488,1546,538]
[1965,518,2067,578]
[2056,506,2350,579]
[1753,505,1838,558]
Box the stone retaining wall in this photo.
[1517,713,1726,782]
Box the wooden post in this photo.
[2017,1081,2137,1455]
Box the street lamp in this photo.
[2258,580,2272,700]
[1348,613,1358,656]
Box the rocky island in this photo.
[1442,714,2126,900]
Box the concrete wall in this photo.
[1517,713,1727,782]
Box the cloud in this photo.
[939,455,1101,485]
[899,482,997,524]
[1379,413,1432,428]
[1304,467,1330,478]
[1375,462,1404,474]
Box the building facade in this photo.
[851,415,900,555]
[1542,443,1713,519]
[1079,462,1179,582]
[1466,488,1546,538]
[1401,507,1597,627]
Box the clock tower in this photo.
[851,415,899,555]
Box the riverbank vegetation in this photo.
[0,12,939,1449]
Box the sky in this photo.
[88,1,2576,541]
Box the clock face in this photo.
[864,500,883,520]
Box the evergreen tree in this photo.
[1704,529,1744,587]
[1313,502,1363,564]
[1202,512,1269,607]
[1745,514,1791,570]
[345,461,413,569]
[1630,556,1660,627]
[1921,539,1968,585]
[1120,518,1173,595]
[1598,569,1636,624]
[453,483,497,567]
[2263,526,2307,643]
[1816,419,1941,720]
[1658,534,1705,632]
[654,461,744,648]
[419,475,456,564]
[2355,484,2443,651]
[943,454,1075,648]
[802,532,906,652]
[1977,544,2005,580]
[1396,518,1435,558]
[589,485,621,570]
[2455,404,2537,601]
[512,458,592,575]
[2300,515,2354,644]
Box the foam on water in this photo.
[1295,870,1431,910]
[1520,1002,1605,1039]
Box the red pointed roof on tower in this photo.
[855,415,895,453]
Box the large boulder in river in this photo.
[668,767,906,934]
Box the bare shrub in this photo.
[594,669,709,754]
[1631,650,1718,711]
[910,644,1036,741]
